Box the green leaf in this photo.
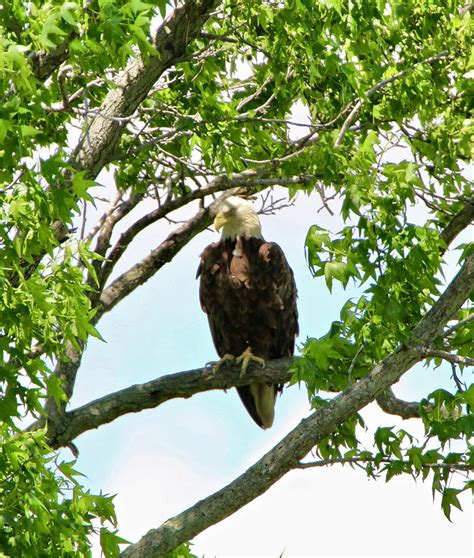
[72,171,96,201]
[100,528,130,558]
[20,125,40,137]
[45,375,67,408]
[60,2,80,27]
[441,488,463,521]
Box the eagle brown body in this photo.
[197,229,298,428]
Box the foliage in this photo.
[0,0,472,555]
[0,426,122,557]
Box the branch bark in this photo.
[96,188,247,319]
[36,358,294,449]
[119,251,473,557]
[376,388,427,419]
[71,0,220,177]
[439,195,474,248]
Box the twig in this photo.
[443,313,474,338]
[295,456,471,473]
[422,347,474,367]
[450,363,466,392]
[348,343,364,385]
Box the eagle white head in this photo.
[213,196,263,240]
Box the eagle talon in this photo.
[208,354,236,373]
[235,347,266,377]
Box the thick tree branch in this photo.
[36,358,294,449]
[72,0,219,177]
[439,195,474,248]
[119,251,473,557]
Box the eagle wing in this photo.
[257,241,299,358]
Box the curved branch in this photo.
[98,171,260,286]
[422,348,474,367]
[96,190,243,319]
[443,313,474,337]
[439,195,474,248]
[119,251,473,557]
[98,172,315,288]
[376,388,426,419]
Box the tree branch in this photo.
[34,358,294,449]
[119,251,473,557]
[30,35,75,80]
[71,0,219,177]
[98,172,315,288]
[443,312,474,338]
[96,190,242,319]
[295,457,471,473]
[439,195,474,248]
[421,348,474,367]
[97,171,260,287]
[376,388,427,419]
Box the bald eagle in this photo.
[197,197,298,429]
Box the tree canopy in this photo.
[0,0,472,556]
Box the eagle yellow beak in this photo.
[214,212,227,232]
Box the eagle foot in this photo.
[236,347,265,377]
[208,354,236,373]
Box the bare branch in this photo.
[96,189,245,319]
[97,172,258,286]
[119,251,473,557]
[443,313,474,338]
[376,388,428,419]
[92,193,143,260]
[99,172,316,286]
[295,457,471,473]
[421,348,474,367]
[450,362,467,392]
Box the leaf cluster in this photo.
[0,426,124,557]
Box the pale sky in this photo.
[67,188,472,557]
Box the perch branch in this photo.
[33,358,295,449]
